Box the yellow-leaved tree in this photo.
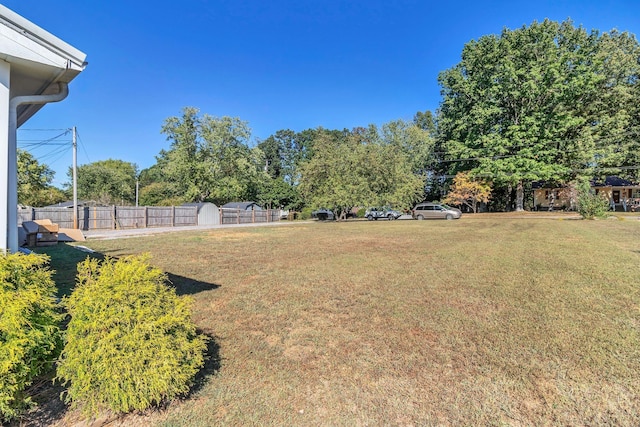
[443,172,491,213]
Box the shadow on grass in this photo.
[166,272,220,296]
[189,331,222,396]
[33,243,221,297]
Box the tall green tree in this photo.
[159,107,268,204]
[70,159,138,205]
[587,30,640,180]
[299,126,423,218]
[438,19,639,210]
[17,149,66,207]
[256,129,301,209]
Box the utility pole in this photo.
[72,126,78,229]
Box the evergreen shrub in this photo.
[0,253,62,422]
[57,254,207,415]
[577,179,610,219]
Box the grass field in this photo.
[32,217,640,426]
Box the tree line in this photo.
[20,19,640,214]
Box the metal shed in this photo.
[183,202,220,225]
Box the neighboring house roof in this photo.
[221,201,263,210]
[532,176,639,190]
[593,176,637,187]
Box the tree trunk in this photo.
[515,181,524,211]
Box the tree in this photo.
[438,19,640,210]
[576,178,610,219]
[70,159,138,205]
[442,172,492,213]
[137,165,180,206]
[299,126,423,219]
[256,176,301,210]
[378,118,437,201]
[413,110,437,137]
[159,107,268,204]
[257,129,301,182]
[17,149,66,207]
[585,30,640,181]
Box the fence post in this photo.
[144,206,148,228]
[172,206,175,227]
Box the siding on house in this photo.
[533,177,640,211]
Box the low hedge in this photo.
[57,254,207,415]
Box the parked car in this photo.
[311,208,334,220]
[364,207,402,221]
[412,202,462,220]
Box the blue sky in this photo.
[4,0,639,187]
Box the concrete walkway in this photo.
[83,220,303,240]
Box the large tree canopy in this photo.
[299,125,424,219]
[438,19,640,210]
[158,107,268,205]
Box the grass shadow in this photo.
[32,243,221,298]
[188,331,222,396]
[166,272,221,296]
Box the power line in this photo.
[17,128,75,175]
[17,128,69,132]
[76,129,91,164]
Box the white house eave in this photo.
[0,5,86,70]
[0,5,87,126]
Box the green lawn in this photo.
[34,217,640,426]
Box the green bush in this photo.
[356,208,366,218]
[0,253,62,422]
[577,179,610,219]
[300,207,313,220]
[57,254,207,416]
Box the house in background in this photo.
[533,176,640,211]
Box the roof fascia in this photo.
[0,5,86,70]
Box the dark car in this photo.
[412,202,462,220]
[311,208,335,220]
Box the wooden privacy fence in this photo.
[220,208,280,225]
[18,206,281,230]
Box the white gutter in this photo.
[0,5,86,69]
[5,82,68,252]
